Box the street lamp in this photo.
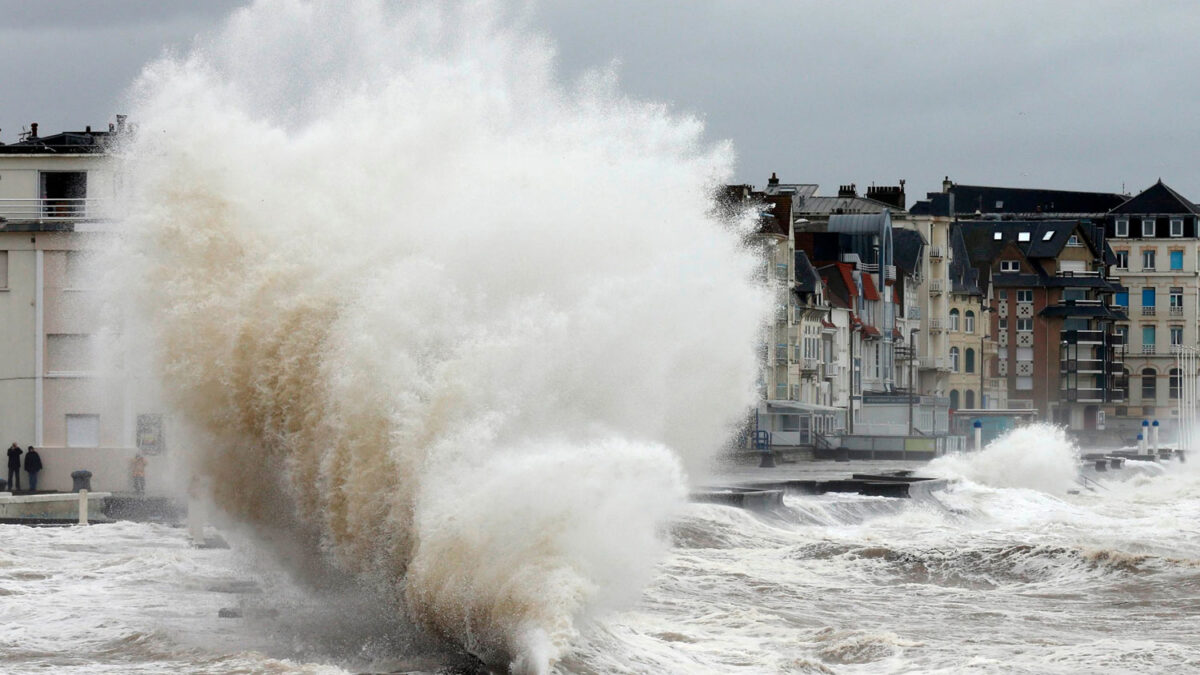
[909,328,920,435]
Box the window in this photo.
[999,318,1008,331]
[999,290,1008,299]
[1016,376,1033,390]
[1000,260,1020,272]
[993,232,1002,241]
[1143,218,1156,237]
[1143,249,1156,270]
[1142,368,1157,401]
[1115,218,1129,237]
[1171,368,1182,399]
[1171,219,1184,237]
[47,334,95,373]
[66,414,100,448]
[1042,231,1054,242]
[1171,250,1184,270]
[1143,325,1156,348]
[949,308,960,331]
[1115,250,1129,269]
[1171,287,1184,308]
[965,348,975,373]
[965,310,976,334]
[950,389,960,409]
[1171,326,1183,346]
[965,390,975,408]
[1017,290,1033,303]
[1018,232,1031,242]
[1067,234,1081,247]
[1142,287,1156,307]
[1115,291,1128,307]
[950,347,960,372]
[1017,318,1033,332]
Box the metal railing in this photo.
[929,246,943,259]
[0,198,109,222]
[1170,306,1184,316]
[1142,344,1156,355]
[1142,306,1156,316]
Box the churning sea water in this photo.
[32,1,1196,672]
[4,432,1200,674]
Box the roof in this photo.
[956,220,1099,264]
[860,269,880,301]
[911,183,1126,217]
[892,228,926,275]
[1109,179,1200,215]
[794,250,821,293]
[0,129,113,154]
[796,195,897,215]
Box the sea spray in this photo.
[928,423,1080,494]
[106,0,769,670]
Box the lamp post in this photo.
[909,328,920,435]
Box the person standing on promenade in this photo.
[132,453,147,495]
[6,443,23,492]
[24,446,42,492]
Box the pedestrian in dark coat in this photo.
[24,446,42,492]
[6,443,23,492]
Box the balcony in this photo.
[918,356,949,371]
[1170,306,1184,316]
[929,246,944,260]
[929,318,945,332]
[929,279,945,294]
[825,363,840,377]
[1142,344,1156,355]
[907,306,921,319]
[776,344,789,363]
[1062,387,1106,403]
[801,358,820,372]
[1061,329,1103,344]
[884,265,897,281]
[0,198,110,223]
[1056,269,1101,278]
[1061,359,1105,374]
[1142,306,1156,316]
[776,308,789,323]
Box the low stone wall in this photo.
[0,491,111,521]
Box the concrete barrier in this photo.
[0,491,112,523]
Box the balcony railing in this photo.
[1170,306,1184,316]
[1056,269,1101,278]
[1061,329,1104,344]
[1061,359,1105,373]
[1063,387,1106,403]
[802,358,820,372]
[0,198,110,222]
[1142,306,1156,316]
[929,246,943,260]
[929,279,945,294]
[1142,344,1156,355]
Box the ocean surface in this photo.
[4,442,1199,674]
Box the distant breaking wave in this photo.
[107,1,769,672]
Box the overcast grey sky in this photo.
[3,0,1199,203]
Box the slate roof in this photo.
[911,184,1126,217]
[1109,179,1200,215]
[892,228,926,275]
[0,130,112,154]
[796,195,897,215]
[956,220,1100,262]
[794,250,821,293]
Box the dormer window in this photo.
[1000,260,1020,272]
[993,232,1002,240]
[1067,234,1081,247]
[1042,231,1054,241]
[1143,217,1156,237]
[1018,232,1031,242]
[1171,218,1184,237]
[1115,218,1129,237]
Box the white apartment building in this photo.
[0,122,169,493]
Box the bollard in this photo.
[974,420,983,453]
[1138,432,1146,455]
[1152,420,1160,452]
[78,489,88,525]
[71,470,93,493]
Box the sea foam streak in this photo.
[107,1,768,670]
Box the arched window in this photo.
[1142,367,1157,402]
[965,390,975,408]
[965,348,976,373]
[950,346,960,372]
[965,310,976,334]
[949,308,960,331]
[1170,368,1181,399]
[950,389,960,410]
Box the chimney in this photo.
[116,115,127,134]
[838,183,858,198]
[109,123,115,132]
[767,172,780,188]
[942,176,953,193]
[85,126,92,134]
[30,122,38,138]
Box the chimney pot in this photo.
[30,122,38,138]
